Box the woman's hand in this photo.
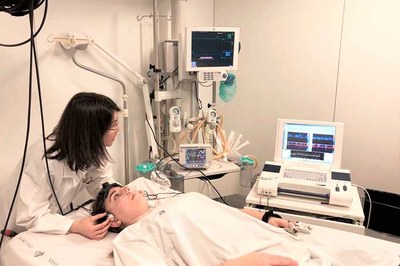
[69,213,111,240]
[221,252,298,266]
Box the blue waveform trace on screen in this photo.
[287,132,308,143]
[312,134,334,145]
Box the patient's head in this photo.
[92,182,150,230]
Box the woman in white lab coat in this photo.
[11,92,120,240]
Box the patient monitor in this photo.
[186,27,239,81]
[257,119,353,207]
[179,144,212,169]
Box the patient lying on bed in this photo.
[94,181,354,266]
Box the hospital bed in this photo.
[1,177,399,266]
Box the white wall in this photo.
[1,0,399,196]
[335,0,400,193]
[0,0,156,186]
[214,0,400,194]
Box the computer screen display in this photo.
[185,148,207,164]
[186,27,239,72]
[274,119,344,168]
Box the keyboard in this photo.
[283,168,327,183]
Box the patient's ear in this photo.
[110,219,121,228]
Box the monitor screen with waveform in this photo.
[274,119,344,168]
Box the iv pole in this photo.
[90,41,159,160]
[70,47,130,184]
[152,0,162,158]
[48,35,159,175]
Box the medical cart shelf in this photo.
[245,181,365,234]
[170,160,241,198]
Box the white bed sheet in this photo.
[0,177,173,266]
[1,177,399,266]
[293,223,400,265]
[1,228,115,266]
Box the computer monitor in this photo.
[274,119,344,169]
[185,27,239,72]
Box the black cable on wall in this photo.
[0,0,44,16]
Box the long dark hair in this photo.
[45,92,120,172]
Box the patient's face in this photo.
[104,186,149,226]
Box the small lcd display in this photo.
[263,164,281,173]
[185,148,206,164]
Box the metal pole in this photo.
[153,0,162,158]
[71,49,130,184]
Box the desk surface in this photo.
[170,160,240,179]
[169,160,241,197]
[246,181,365,223]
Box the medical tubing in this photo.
[201,125,209,147]
[165,134,178,154]
[210,125,229,160]
[194,81,203,110]
[205,127,221,156]
[145,116,228,205]
[190,120,205,143]
[177,129,188,147]
[0,0,48,47]
[216,124,228,154]
[218,113,224,127]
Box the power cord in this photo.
[0,0,44,16]
[63,199,95,216]
[0,0,63,250]
[0,0,48,47]
[353,183,372,229]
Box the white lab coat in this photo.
[0,139,116,235]
[112,192,334,266]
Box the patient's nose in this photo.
[122,186,131,194]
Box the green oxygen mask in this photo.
[219,72,237,102]
[135,162,156,178]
